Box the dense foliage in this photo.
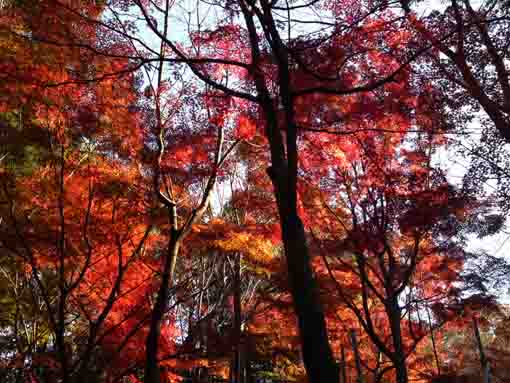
[0,0,509,382]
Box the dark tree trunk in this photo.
[231,252,243,383]
[145,235,180,383]
[280,213,339,382]
[340,345,347,383]
[388,298,408,383]
[427,309,441,376]
[349,329,363,383]
[238,2,339,380]
[473,317,491,383]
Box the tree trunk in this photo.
[349,329,363,383]
[231,252,242,383]
[473,317,491,383]
[246,357,253,383]
[427,309,441,376]
[239,3,339,381]
[387,299,408,383]
[280,213,339,382]
[340,344,347,383]
[145,235,180,383]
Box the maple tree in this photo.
[295,65,472,382]
[400,0,510,140]
[0,29,161,380]
[1,3,161,383]
[398,0,510,224]
[1,0,510,382]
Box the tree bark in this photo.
[473,317,491,383]
[237,1,339,381]
[427,309,441,376]
[144,234,180,383]
[340,344,347,383]
[387,298,408,383]
[349,329,363,383]
[231,252,243,383]
[280,213,339,382]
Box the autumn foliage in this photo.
[1,0,509,383]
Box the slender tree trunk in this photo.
[394,359,408,383]
[246,357,253,383]
[473,317,491,383]
[349,329,363,383]
[145,235,180,383]
[373,350,381,382]
[387,298,408,383]
[427,309,441,376]
[56,144,70,383]
[231,252,242,383]
[340,344,347,383]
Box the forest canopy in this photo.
[1,0,510,382]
